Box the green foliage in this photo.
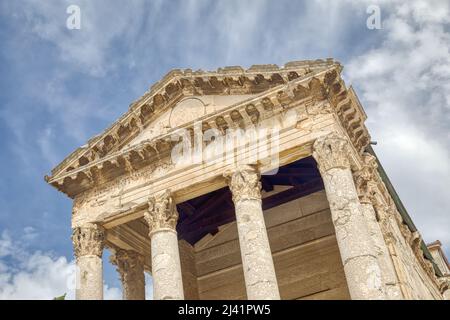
[53,293,66,300]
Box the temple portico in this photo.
[46,60,449,300]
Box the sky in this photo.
[0,0,449,299]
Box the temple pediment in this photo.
[46,58,373,198]
[125,94,257,148]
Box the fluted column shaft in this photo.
[313,132,385,300]
[144,190,184,300]
[225,165,280,300]
[72,224,105,300]
[111,249,146,300]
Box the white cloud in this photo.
[22,227,39,242]
[0,230,123,300]
[345,0,450,253]
[5,0,152,77]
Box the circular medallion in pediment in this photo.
[168,97,207,128]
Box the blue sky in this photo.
[0,0,449,299]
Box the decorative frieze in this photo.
[353,152,378,204]
[71,158,173,216]
[72,224,105,258]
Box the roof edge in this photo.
[367,145,444,278]
[47,58,342,180]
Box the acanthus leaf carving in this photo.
[110,249,144,285]
[312,132,351,172]
[144,189,178,234]
[72,224,105,258]
[224,164,261,203]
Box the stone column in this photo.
[224,165,280,300]
[144,190,184,300]
[313,132,385,300]
[72,224,105,300]
[110,249,146,300]
[354,153,402,299]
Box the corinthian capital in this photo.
[144,190,178,234]
[72,224,105,258]
[110,249,144,282]
[354,152,378,204]
[224,164,262,203]
[312,132,351,172]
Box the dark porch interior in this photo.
[176,156,324,245]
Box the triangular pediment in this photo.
[46,59,347,197]
[124,94,257,148]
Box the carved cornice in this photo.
[331,87,371,154]
[312,132,351,172]
[224,164,262,203]
[72,224,105,258]
[144,190,178,234]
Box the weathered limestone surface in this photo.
[196,190,350,300]
[110,249,145,300]
[428,241,450,300]
[359,203,401,299]
[354,153,402,299]
[313,132,385,300]
[428,242,450,276]
[144,190,184,300]
[72,224,105,300]
[225,165,280,300]
[150,231,184,300]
